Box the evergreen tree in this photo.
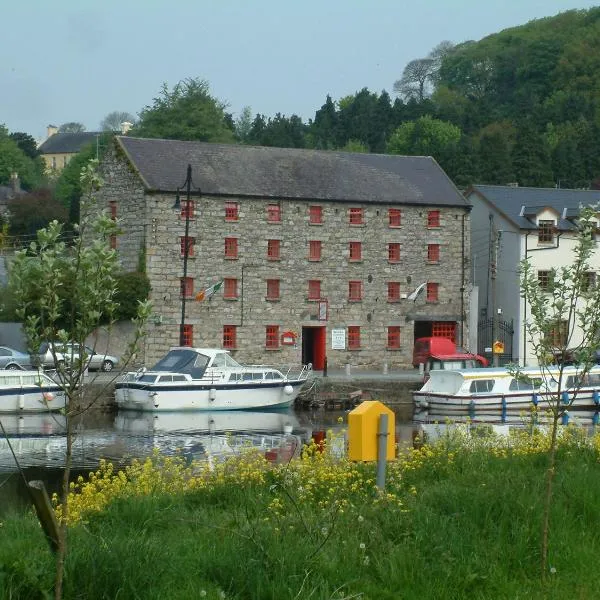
[512,122,554,187]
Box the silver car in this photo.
[38,342,119,372]
[0,346,33,370]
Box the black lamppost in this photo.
[172,164,198,346]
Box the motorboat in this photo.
[413,365,600,413]
[115,347,313,411]
[0,370,66,413]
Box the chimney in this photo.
[47,124,58,138]
[10,172,20,195]
[120,121,133,134]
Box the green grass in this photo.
[2,440,600,599]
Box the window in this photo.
[348,326,361,350]
[349,208,364,225]
[224,237,238,258]
[225,201,239,221]
[547,320,568,347]
[348,280,362,301]
[538,270,552,291]
[387,282,401,302]
[469,379,495,393]
[308,280,321,300]
[427,244,440,263]
[427,210,441,228]
[266,325,279,349]
[223,278,238,299]
[180,236,195,258]
[266,279,280,300]
[309,205,323,224]
[223,325,237,349]
[181,200,195,219]
[432,322,456,341]
[387,326,401,349]
[309,240,322,261]
[180,277,193,298]
[389,209,402,227]
[182,324,193,347]
[582,271,597,292]
[267,239,281,260]
[267,204,281,222]
[538,220,555,244]
[426,282,439,302]
[349,241,362,261]
[388,243,401,263]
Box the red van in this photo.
[412,336,488,368]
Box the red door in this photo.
[313,327,326,370]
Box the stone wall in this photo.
[97,146,470,370]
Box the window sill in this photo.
[266,297,280,302]
[349,223,365,227]
[349,259,363,263]
[225,218,239,223]
[223,297,239,301]
[267,257,281,261]
[388,261,401,265]
[224,256,239,260]
[386,347,402,351]
[348,299,363,303]
[426,300,439,304]
[267,220,282,225]
[348,347,361,351]
[180,255,196,260]
[308,258,322,262]
[427,260,440,265]
[265,347,281,351]
[309,222,323,226]
[427,225,441,229]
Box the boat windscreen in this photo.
[150,349,210,377]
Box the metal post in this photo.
[376,413,388,490]
[492,229,500,367]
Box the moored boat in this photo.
[115,347,312,411]
[0,370,66,413]
[413,365,600,413]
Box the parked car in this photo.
[0,346,33,370]
[37,342,119,372]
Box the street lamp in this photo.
[172,164,199,346]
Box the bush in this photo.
[114,271,150,320]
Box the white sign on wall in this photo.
[331,328,346,349]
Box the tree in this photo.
[340,139,369,153]
[387,115,461,158]
[58,122,86,133]
[393,58,435,102]
[132,78,235,143]
[0,125,44,189]
[477,123,516,184]
[8,159,150,598]
[518,205,600,579]
[100,111,135,132]
[234,106,253,143]
[512,121,554,187]
[9,131,39,159]
[7,188,68,238]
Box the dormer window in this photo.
[538,220,555,244]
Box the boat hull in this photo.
[0,387,65,413]
[114,379,307,411]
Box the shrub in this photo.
[114,271,150,320]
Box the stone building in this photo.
[97,136,471,369]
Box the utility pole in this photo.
[492,229,501,367]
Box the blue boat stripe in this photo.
[115,381,306,392]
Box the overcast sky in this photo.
[2,0,598,141]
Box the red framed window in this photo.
[266,325,279,349]
[180,236,195,258]
[181,200,195,219]
[309,240,322,261]
[349,241,362,261]
[387,282,401,302]
[309,205,323,224]
[267,204,281,222]
[225,201,239,221]
[223,278,238,299]
[388,243,401,263]
[348,326,361,350]
[348,280,362,301]
[427,244,440,263]
[427,210,440,228]
[182,324,193,347]
[388,209,401,227]
[180,277,193,298]
[224,237,238,258]
[267,239,281,260]
[223,325,237,349]
[387,326,401,349]
[109,200,117,219]
[266,279,280,300]
[349,207,364,225]
[426,282,439,302]
[308,279,321,300]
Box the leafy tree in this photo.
[309,95,341,149]
[114,271,151,320]
[132,78,235,143]
[7,188,68,237]
[512,121,553,187]
[9,131,39,158]
[0,125,43,189]
[253,113,307,148]
[100,111,135,132]
[58,122,86,133]
[477,123,515,184]
[234,106,253,143]
[387,115,461,158]
[340,139,369,153]
[8,159,150,598]
[393,58,435,102]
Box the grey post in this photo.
[376,413,388,490]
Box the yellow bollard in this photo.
[347,401,395,462]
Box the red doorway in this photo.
[302,326,326,370]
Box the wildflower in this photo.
[359,542,366,550]
[321,527,328,536]
[357,515,364,523]
[363,556,370,566]
[550,566,557,574]
[337,416,344,423]
[200,592,207,597]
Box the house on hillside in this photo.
[37,125,103,172]
[468,184,600,366]
[96,136,472,369]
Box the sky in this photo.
[2,0,599,142]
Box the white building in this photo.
[467,185,600,366]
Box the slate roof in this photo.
[115,136,468,206]
[38,132,102,154]
[468,184,600,230]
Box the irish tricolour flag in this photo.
[195,280,224,302]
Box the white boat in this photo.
[0,370,66,413]
[413,365,600,413]
[114,347,312,411]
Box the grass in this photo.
[2,424,600,598]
